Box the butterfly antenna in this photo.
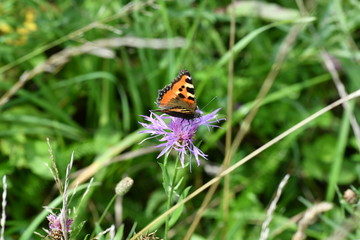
[200,96,218,112]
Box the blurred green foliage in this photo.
[0,0,360,239]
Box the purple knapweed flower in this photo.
[139,109,223,168]
[47,213,73,239]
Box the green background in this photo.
[0,0,359,239]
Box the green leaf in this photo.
[70,221,87,240]
[159,162,170,193]
[114,224,124,240]
[126,222,137,240]
[169,186,191,228]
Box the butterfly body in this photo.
[154,70,200,119]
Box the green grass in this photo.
[1,0,360,239]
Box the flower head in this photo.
[139,109,223,168]
[115,177,134,196]
[46,213,73,239]
[138,230,162,240]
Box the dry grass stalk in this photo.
[46,138,63,194]
[260,174,290,240]
[108,146,158,166]
[327,213,360,240]
[292,202,333,240]
[0,176,7,240]
[320,51,360,152]
[60,152,74,240]
[0,36,185,107]
[45,139,74,240]
[93,225,115,240]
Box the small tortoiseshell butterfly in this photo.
[154,70,201,119]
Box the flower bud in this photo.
[115,177,134,196]
[343,189,358,204]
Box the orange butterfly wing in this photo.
[155,70,200,119]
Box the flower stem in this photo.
[164,156,180,240]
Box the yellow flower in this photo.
[17,27,29,35]
[1,7,38,45]
[0,22,13,34]
[25,10,36,22]
[8,36,27,45]
[24,21,37,31]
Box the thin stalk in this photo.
[98,195,117,226]
[91,195,117,238]
[164,156,180,240]
[222,0,236,237]
[326,103,351,201]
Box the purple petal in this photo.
[157,144,172,159]
[138,108,224,168]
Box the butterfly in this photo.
[154,70,201,119]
